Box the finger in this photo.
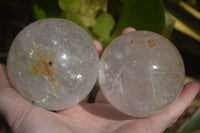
[94,40,103,57]
[0,64,34,127]
[0,64,11,87]
[149,81,200,133]
[121,27,136,35]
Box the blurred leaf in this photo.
[183,130,200,133]
[165,11,175,38]
[32,3,47,19]
[171,1,200,41]
[173,17,200,41]
[58,0,81,11]
[66,10,84,27]
[179,1,200,20]
[58,0,108,29]
[178,109,200,133]
[164,0,200,39]
[58,0,83,28]
[184,0,200,11]
[111,0,165,39]
[93,13,115,41]
[32,0,64,20]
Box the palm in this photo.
[57,103,158,133]
[13,100,156,133]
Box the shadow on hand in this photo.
[79,102,139,121]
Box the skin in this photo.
[0,28,199,133]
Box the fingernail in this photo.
[93,40,103,57]
[121,27,136,35]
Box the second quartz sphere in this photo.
[7,18,99,110]
[98,31,185,117]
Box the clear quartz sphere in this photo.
[98,31,185,117]
[7,18,99,110]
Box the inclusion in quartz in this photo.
[98,31,185,117]
[7,18,99,110]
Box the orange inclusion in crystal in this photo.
[33,59,56,82]
[148,39,156,48]
[27,42,60,93]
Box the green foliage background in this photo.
[0,0,200,132]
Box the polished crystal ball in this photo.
[7,18,99,110]
[98,31,185,117]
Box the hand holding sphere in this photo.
[8,19,184,117]
[0,25,199,133]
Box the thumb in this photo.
[0,64,34,130]
[149,81,200,133]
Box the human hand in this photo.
[0,28,199,133]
